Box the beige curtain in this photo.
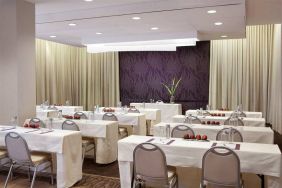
[209,24,282,133]
[36,39,120,110]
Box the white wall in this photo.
[0,0,36,125]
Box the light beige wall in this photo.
[0,0,35,125]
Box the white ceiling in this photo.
[29,0,281,46]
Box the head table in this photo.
[0,126,82,188]
[186,110,263,118]
[173,115,266,127]
[25,118,118,164]
[153,122,274,144]
[118,135,281,188]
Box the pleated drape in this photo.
[209,24,282,133]
[35,39,120,110]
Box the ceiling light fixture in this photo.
[84,0,93,2]
[86,38,198,53]
[68,23,76,26]
[132,17,141,20]
[214,22,223,26]
[96,32,102,35]
[207,10,217,14]
[221,35,228,38]
[151,27,159,30]
[49,35,56,38]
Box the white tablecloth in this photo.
[0,126,82,188]
[153,122,274,144]
[83,111,147,136]
[173,115,266,127]
[118,135,281,188]
[130,103,182,122]
[36,105,83,115]
[24,118,118,164]
[36,109,59,119]
[186,110,263,118]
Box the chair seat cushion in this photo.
[0,149,7,159]
[30,153,50,165]
[82,139,94,147]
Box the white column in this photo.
[0,0,36,125]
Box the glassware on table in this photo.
[117,101,122,108]
[88,112,95,120]
[142,102,145,109]
[10,116,18,128]
[48,118,53,131]
[58,110,63,119]
[65,100,70,106]
[206,104,210,111]
[165,124,171,139]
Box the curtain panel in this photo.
[36,39,120,110]
[209,24,282,133]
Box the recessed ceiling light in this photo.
[207,10,217,14]
[68,23,76,26]
[151,27,159,30]
[96,32,102,35]
[132,17,141,20]
[84,0,93,2]
[214,22,223,26]
[221,35,228,38]
[50,35,56,38]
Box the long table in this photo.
[83,111,147,135]
[153,122,274,144]
[0,126,82,188]
[130,103,182,122]
[186,110,263,118]
[25,118,119,164]
[118,135,281,188]
[173,115,266,127]
[36,105,83,116]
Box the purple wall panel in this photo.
[119,41,210,113]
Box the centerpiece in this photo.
[161,77,182,103]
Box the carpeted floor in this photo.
[73,174,120,188]
[0,159,121,188]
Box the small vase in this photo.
[170,95,175,103]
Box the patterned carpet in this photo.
[73,174,120,188]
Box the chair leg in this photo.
[93,143,96,163]
[28,166,31,182]
[50,162,54,185]
[82,145,86,165]
[30,166,37,188]
[4,163,14,188]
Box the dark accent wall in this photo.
[119,41,210,113]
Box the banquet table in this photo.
[173,115,266,127]
[130,102,182,122]
[25,118,118,164]
[36,105,83,115]
[81,111,147,135]
[153,122,274,144]
[186,110,263,118]
[36,109,59,119]
[118,135,281,188]
[0,126,82,188]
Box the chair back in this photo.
[47,105,58,110]
[62,120,80,131]
[128,108,140,113]
[224,117,244,126]
[171,125,195,138]
[133,143,169,187]
[202,146,241,187]
[29,118,46,128]
[74,112,88,119]
[102,113,118,121]
[216,128,243,142]
[184,115,201,124]
[5,132,32,165]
